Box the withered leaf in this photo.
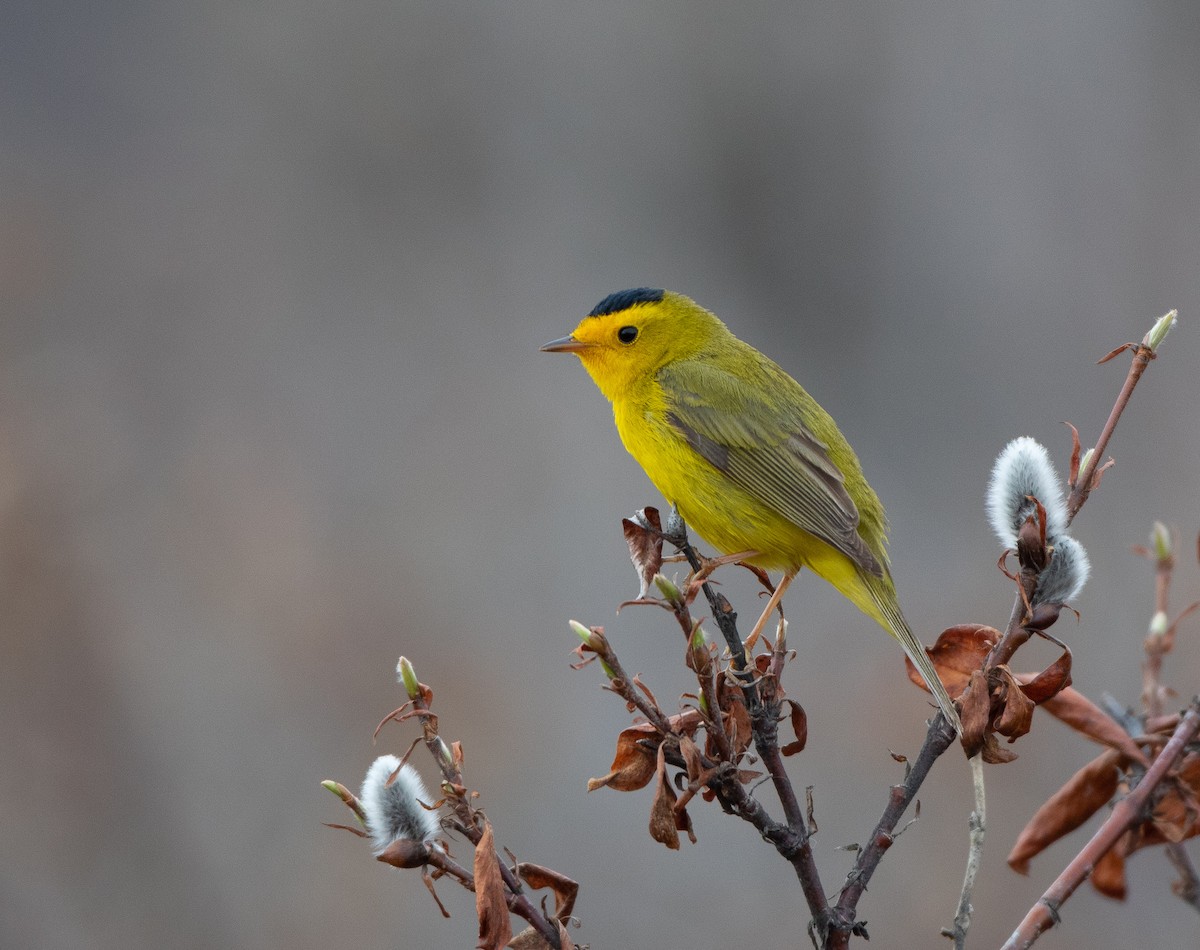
[516,862,579,921]
[781,700,808,757]
[1090,838,1129,899]
[1007,748,1124,874]
[587,722,660,792]
[1017,646,1073,704]
[589,710,703,793]
[907,625,999,697]
[474,821,512,950]
[679,734,703,784]
[649,745,681,849]
[507,924,575,950]
[622,507,664,599]
[992,667,1035,741]
[980,734,1020,764]
[1142,752,1200,848]
[959,669,993,758]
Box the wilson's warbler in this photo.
[542,288,960,731]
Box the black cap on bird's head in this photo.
[587,287,665,317]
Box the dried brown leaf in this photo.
[474,821,512,950]
[622,507,664,599]
[1017,646,1073,704]
[1008,749,1124,874]
[993,667,1035,740]
[1139,753,1200,848]
[648,745,680,849]
[516,863,579,921]
[980,734,1020,764]
[959,669,993,758]
[587,722,659,792]
[906,625,998,697]
[781,699,808,757]
[1096,341,1135,364]
[1090,840,1129,899]
[589,709,703,792]
[323,822,370,838]
[679,734,703,783]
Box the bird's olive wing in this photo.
[659,361,883,577]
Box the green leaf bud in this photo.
[396,656,421,700]
[1143,309,1177,353]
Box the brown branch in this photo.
[1066,337,1158,523]
[1002,698,1200,950]
[590,568,834,941]
[828,712,959,946]
[401,673,565,949]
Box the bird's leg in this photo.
[743,571,795,654]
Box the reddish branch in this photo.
[401,684,566,948]
[1002,699,1200,949]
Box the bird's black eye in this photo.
[617,325,638,344]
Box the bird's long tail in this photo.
[868,583,962,734]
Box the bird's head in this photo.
[541,288,724,401]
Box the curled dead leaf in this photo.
[906,625,999,698]
[1008,749,1124,874]
[516,862,579,922]
[622,507,664,599]
[781,700,808,757]
[649,744,680,849]
[589,710,703,793]
[992,666,1035,741]
[1091,841,1129,899]
[587,722,660,792]
[959,669,993,758]
[1016,646,1073,704]
[474,821,512,950]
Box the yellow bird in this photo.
[542,288,959,732]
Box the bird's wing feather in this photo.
[659,359,883,577]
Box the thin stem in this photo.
[408,691,564,948]
[948,755,987,949]
[1066,343,1155,523]
[829,712,958,945]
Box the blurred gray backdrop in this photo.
[3,1,1199,947]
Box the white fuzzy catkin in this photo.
[986,437,1068,547]
[360,755,440,852]
[1033,536,1091,606]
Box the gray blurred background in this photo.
[3,1,1198,947]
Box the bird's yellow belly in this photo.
[615,402,836,576]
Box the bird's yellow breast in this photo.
[612,385,852,581]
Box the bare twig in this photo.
[399,671,565,949]
[945,755,987,948]
[1002,698,1200,949]
[1066,321,1172,523]
[662,528,833,938]
[828,712,958,947]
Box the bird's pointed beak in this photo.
[540,335,589,353]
